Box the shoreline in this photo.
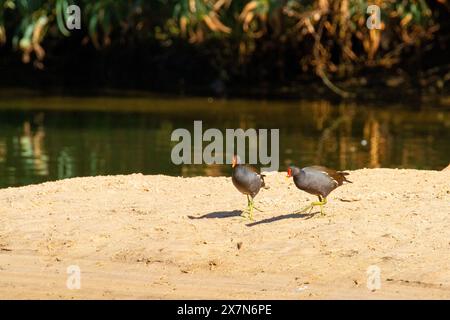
[0,86,450,106]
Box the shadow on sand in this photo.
[188,210,243,220]
[246,211,319,227]
[188,209,320,226]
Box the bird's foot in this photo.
[253,205,263,212]
[240,211,254,221]
[295,204,314,214]
[241,206,252,218]
[295,200,328,216]
[319,206,326,217]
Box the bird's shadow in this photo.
[188,209,320,226]
[188,210,242,220]
[246,210,319,227]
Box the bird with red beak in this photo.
[287,165,352,216]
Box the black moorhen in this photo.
[287,166,352,216]
[232,155,266,220]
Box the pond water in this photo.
[0,92,449,188]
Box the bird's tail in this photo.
[260,174,270,189]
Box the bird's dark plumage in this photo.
[232,164,266,198]
[289,165,351,198]
[231,155,266,220]
[287,165,352,216]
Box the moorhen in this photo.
[231,155,266,220]
[287,165,352,216]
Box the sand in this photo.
[0,168,449,299]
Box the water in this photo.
[0,93,449,188]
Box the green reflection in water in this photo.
[0,95,449,188]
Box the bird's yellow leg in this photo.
[248,198,255,221]
[317,196,327,216]
[296,203,314,214]
[243,195,262,212]
[241,195,251,218]
[296,196,327,215]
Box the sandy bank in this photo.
[0,169,449,299]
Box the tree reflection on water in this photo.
[0,97,448,188]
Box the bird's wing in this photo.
[242,165,267,188]
[309,166,349,185]
[243,164,258,173]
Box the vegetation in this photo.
[0,1,449,96]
